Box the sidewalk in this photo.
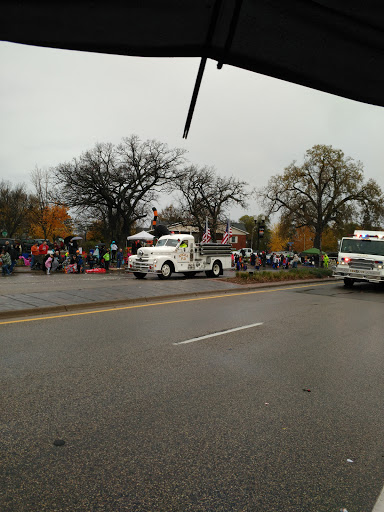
[0,267,332,320]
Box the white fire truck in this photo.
[333,230,384,287]
[127,234,232,279]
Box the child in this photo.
[45,253,53,275]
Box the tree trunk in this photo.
[314,230,322,251]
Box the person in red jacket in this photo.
[38,241,49,272]
[39,241,49,256]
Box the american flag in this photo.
[221,219,232,244]
[202,218,211,243]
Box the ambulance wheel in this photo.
[158,262,173,279]
[344,278,354,287]
[134,272,146,279]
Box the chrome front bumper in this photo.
[333,269,384,283]
[127,259,158,274]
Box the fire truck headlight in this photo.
[153,259,157,264]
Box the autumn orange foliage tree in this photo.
[85,221,105,242]
[29,204,72,241]
[321,227,339,252]
[269,223,289,252]
[292,226,314,253]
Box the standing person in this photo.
[261,251,267,268]
[110,241,118,261]
[76,251,84,273]
[87,251,95,269]
[39,241,49,272]
[45,253,53,275]
[68,241,75,256]
[1,249,12,276]
[39,240,49,257]
[31,242,40,269]
[9,245,18,273]
[116,248,124,269]
[103,249,111,271]
[99,246,106,267]
[323,253,329,268]
[291,253,300,268]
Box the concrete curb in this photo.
[0,278,335,321]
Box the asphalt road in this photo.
[1,281,383,511]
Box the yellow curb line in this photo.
[0,281,334,326]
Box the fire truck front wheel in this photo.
[158,262,173,279]
[344,277,354,287]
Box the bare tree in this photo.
[172,166,249,241]
[54,136,186,245]
[0,180,30,238]
[259,145,384,249]
[29,167,57,240]
[158,204,185,225]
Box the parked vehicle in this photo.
[232,247,253,257]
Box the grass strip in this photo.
[235,268,332,283]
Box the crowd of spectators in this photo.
[0,240,22,276]
[233,250,329,272]
[0,238,129,276]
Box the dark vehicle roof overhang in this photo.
[2,1,384,122]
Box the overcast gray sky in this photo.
[1,41,384,222]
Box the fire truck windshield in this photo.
[341,238,384,256]
[155,238,179,247]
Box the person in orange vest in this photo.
[31,242,40,269]
[152,207,158,230]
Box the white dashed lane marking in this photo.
[173,322,263,345]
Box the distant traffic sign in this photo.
[2,231,7,237]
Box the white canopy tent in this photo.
[127,231,154,241]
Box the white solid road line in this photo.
[372,484,384,512]
[173,322,264,345]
